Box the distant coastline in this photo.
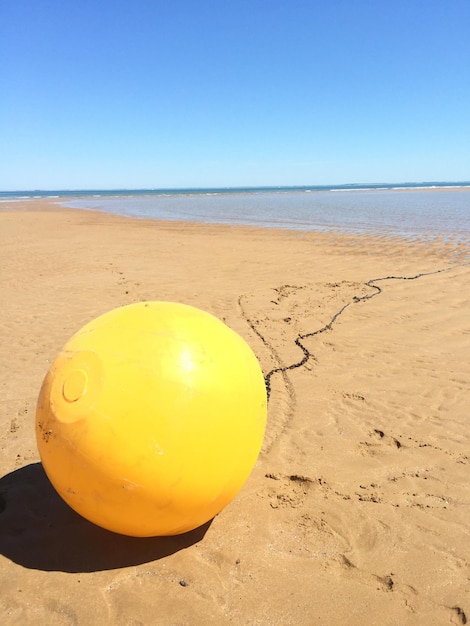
[1,181,470,201]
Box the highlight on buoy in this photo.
[36,301,267,537]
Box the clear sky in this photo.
[1,0,469,190]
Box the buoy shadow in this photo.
[0,463,211,573]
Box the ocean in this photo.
[1,183,470,241]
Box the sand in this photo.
[0,200,469,625]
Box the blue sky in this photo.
[1,0,469,189]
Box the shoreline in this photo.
[1,201,468,624]
[2,196,470,252]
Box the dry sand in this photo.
[0,200,469,625]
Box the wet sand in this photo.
[0,200,469,625]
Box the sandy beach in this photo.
[0,200,469,625]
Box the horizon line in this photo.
[2,180,470,193]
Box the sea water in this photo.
[1,184,469,241]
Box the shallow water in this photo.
[62,189,470,240]
[2,185,470,240]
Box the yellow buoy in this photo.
[36,302,267,537]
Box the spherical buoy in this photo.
[36,302,267,537]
